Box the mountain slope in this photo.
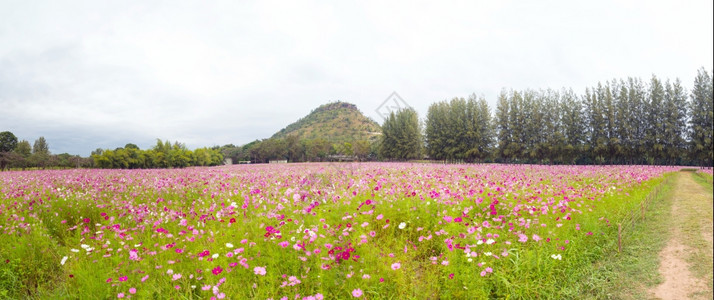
[271,101,381,143]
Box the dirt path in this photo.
[652,172,713,300]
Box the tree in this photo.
[662,79,688,165]
[645,75,666,164]
[379,108,422,160]
[689,68,714,166]
[0,131,18,153]
[495,90,512,162]
[30,136,50,168]
[425,100,450,160]
[560,89,585,164]
[352,140,370,161]
[14,140,31,158]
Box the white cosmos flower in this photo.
[398,222,407,229]
[70,249,79,253]
[486,239,495,245]
[60,256,68,265]
[225,243,234,248]
[550,254,562,260]
[212,253,219,259]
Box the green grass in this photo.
[573,174,675,299]
[0,166,681,299]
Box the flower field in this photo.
[0,163,678,299]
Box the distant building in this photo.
[269,160,288,164]
[327,155,357,162]
[224,158,233,165]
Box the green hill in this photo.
[271,101,381,143]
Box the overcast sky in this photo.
[1,0,712,156]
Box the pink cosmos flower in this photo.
[128,288,136,294]
[212,266,223,275]
[117,293,125,298]
[391,262,401,270]
[254,266,266,276]
[352,288,363,298]
[518,234,528,243]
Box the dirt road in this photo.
[652,172,713,300]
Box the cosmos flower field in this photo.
[0,163,678,299]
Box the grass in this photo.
[0,164,680,299]
[573,173,675,299]
[576,171,714,299]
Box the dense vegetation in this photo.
[90,140,224,169]
[0,135,223,170]
[0,135,93,170]
[381,68,713,166]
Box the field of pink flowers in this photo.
[0,163,678,299]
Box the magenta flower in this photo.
[212,266,223,275]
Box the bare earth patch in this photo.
[651,173,713,300]
[653,241,706,299]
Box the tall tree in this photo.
[14,140,31,158]
[379,108,422,160]
[30,136,50,168]
[646,75,666,164]
[495,90,512,162]
[662,79,688,165]
[689,68,714,166]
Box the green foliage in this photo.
[425,94,494,162]
[689,68,714,166]
[0,131,18,153]
[91,139,224,169]
[379,108,422,160]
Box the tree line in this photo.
[379,68,713,166]
[0,135,223,170]
[0,134,93,170]
[90,140,224,169]
[219,135,376,164]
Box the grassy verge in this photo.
[575,173,676,299]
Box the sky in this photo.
[1,0,712,156]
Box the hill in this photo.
[271,101,381,143]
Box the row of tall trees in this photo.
[0,133,93,170]
[379,68,712,166]
[91,140,224,169]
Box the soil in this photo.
[651,172,712,300]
